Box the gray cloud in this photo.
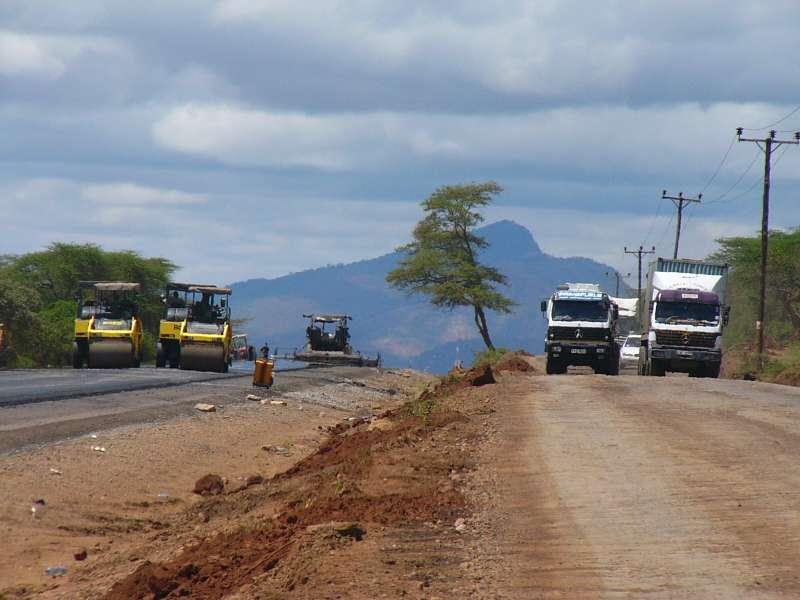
[1,1,799,282]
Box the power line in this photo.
[704,149,761,205]
[700,135,737,194]
[741,105,800,131]
[642,192,663,246]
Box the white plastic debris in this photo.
[91,445,107,453]
[246,394,262,401]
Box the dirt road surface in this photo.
[5,357,800,599]
[476,373,800,598]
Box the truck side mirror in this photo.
[613,305,619,319]
[220,298,227,308]
[723,306,731,326]
[540,300,547,313]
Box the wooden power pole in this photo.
[661,190,702,259]
[624,246,656,310]
[736,128,799,367]
[605,270,631,297]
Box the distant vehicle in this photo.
[540,283,620,375]
[638,258,729,378]
[619,334,641,369]
[231,334,255,361]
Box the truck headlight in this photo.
[549,332,554,340]
[552,345,562,353]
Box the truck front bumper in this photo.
[650,345,721,363]
[546,341,612,365]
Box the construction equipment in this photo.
[253,358,275,387]
[73,282,143,369]
[155,283,232,373]
[293,314,380,367]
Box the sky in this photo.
[2,1,800,285]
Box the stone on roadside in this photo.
[194,403,216,412]
[73,548,88,561]
[245,474,263,487]
[193,474,224,496]
[246,394,262,401]
[268,400,287,406]
[454,518,467,532]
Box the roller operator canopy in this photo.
[79,281,141,292]
[189,286,231,295]
[304,314,352,323]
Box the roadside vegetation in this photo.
[713,228,800,383]
[0,243,174,367]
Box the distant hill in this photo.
[230,220,632,373]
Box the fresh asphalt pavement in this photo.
[0,366,246,408]
[0,364,376,453]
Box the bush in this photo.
[471,347,509,368]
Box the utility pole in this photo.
[624,246,656,309]
[736,128,800,368]
[661,190,702,259]
[605,270,631,297]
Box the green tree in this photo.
[0,243,176,367]
[0,278,42,365]
[387,181,514,350]
[712,227,800,347]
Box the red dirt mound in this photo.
[104,401,473,599]
[494,353,535,373]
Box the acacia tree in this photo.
[713,228,800,345]
[387,181,514,350]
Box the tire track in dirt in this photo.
[600,376,800,596]
[478,376,606,598]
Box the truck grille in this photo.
[550,327,608,341]
[656,331,717,348]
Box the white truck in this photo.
[638,258,729,378]
[540,283,620,375]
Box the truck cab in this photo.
[541,283,620,375]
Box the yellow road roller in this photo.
[156,283,232,373]
[73,281,143,369]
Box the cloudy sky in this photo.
[2,1,799,284]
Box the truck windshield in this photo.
[655,301,719,325]
[552,300,608,322]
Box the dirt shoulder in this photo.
[0,368,427,598]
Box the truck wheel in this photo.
[156,343,166,368]
[168,346,180,368]
[546,358,560,375]
[704,364,721,379]
[72,343,84,369]
[649,359,666,376]
[607,355,620,376]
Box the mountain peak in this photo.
[478,220,542,258]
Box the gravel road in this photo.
[480,373,800,598]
